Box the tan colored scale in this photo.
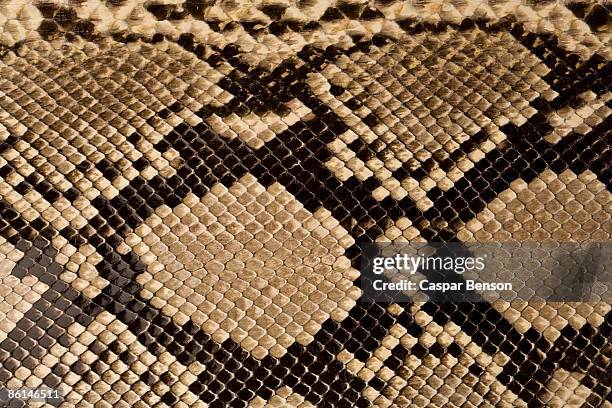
[128,173,360,359]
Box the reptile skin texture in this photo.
[0,1,610,407]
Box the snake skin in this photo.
[0,1,610,407]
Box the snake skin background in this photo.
[0,0,610,407]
